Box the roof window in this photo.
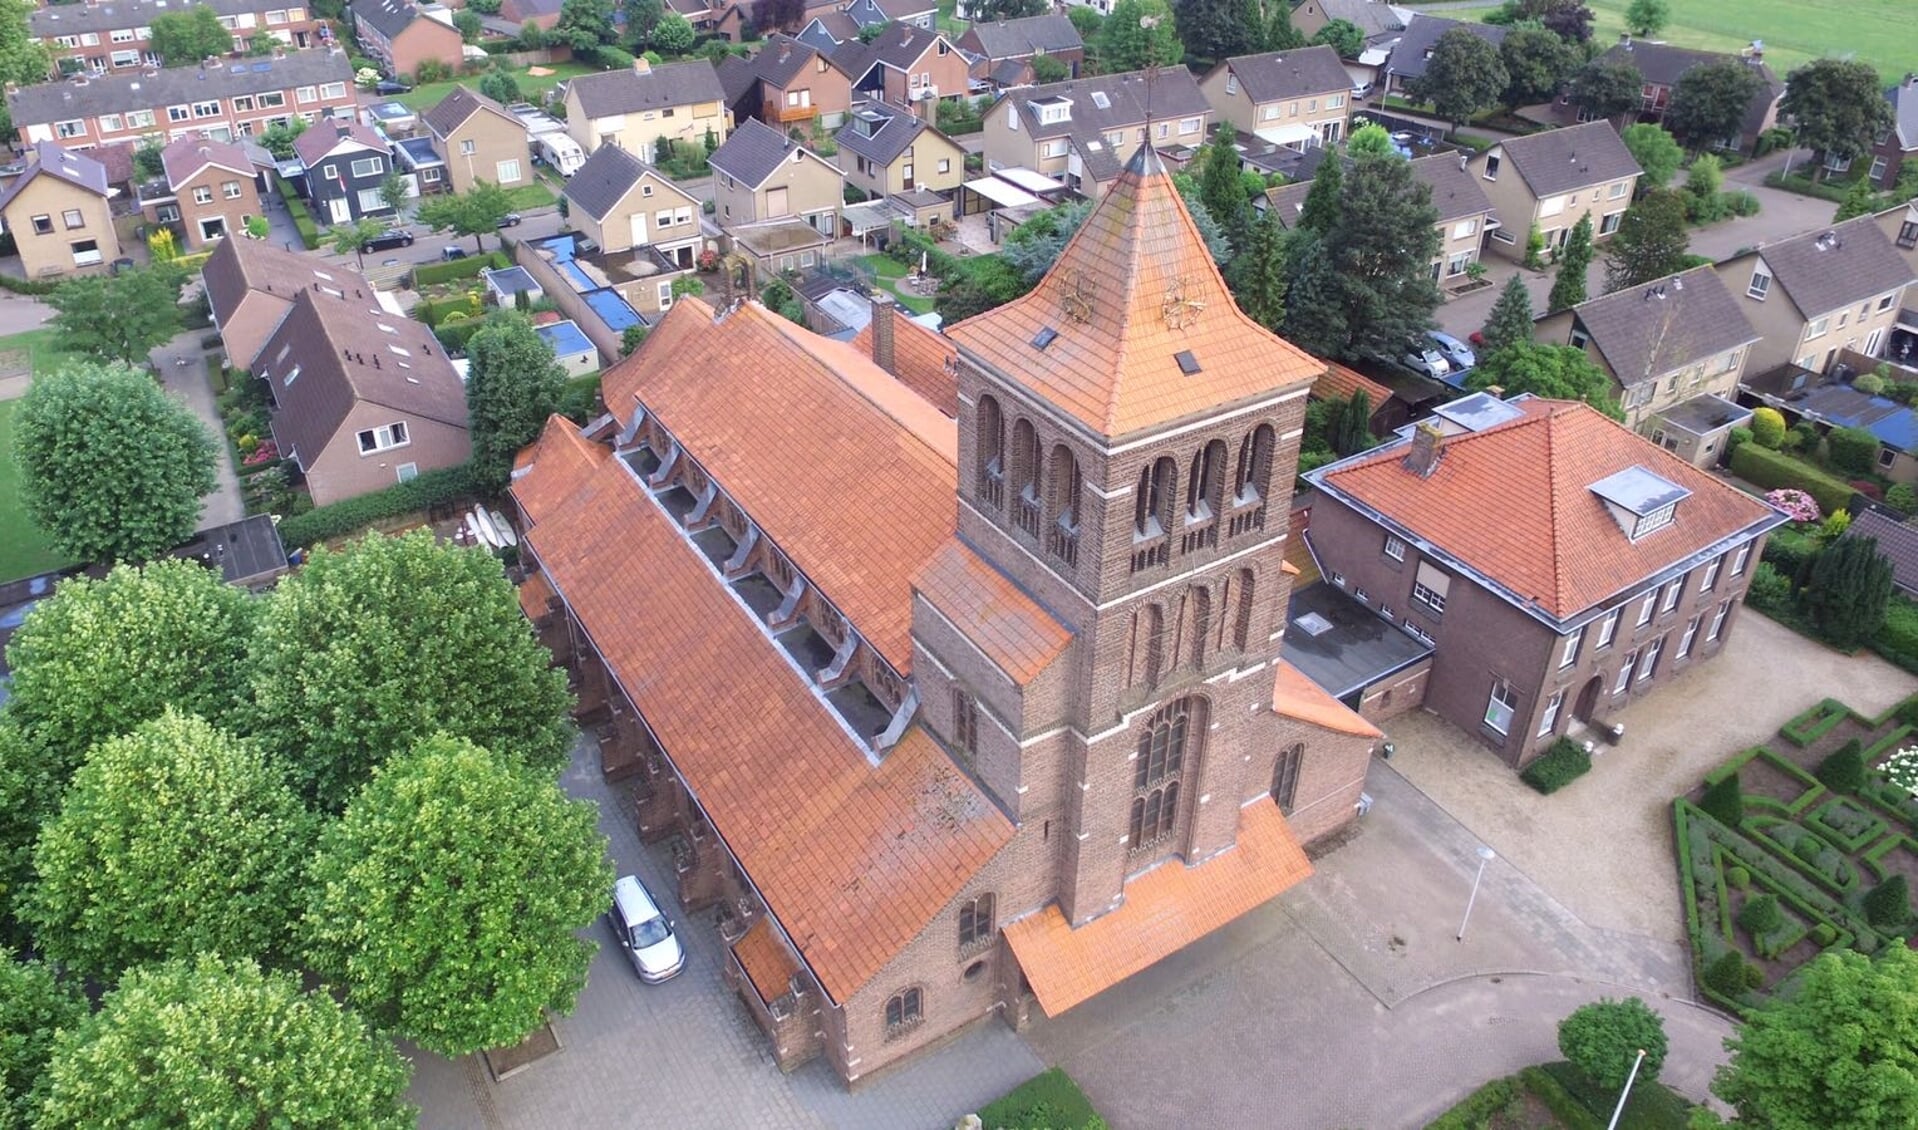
[1175,350,1200,374]
[1031,326,1059,350]
[1589,466,1690,541]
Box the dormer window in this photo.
[1747,267,1770,300]
[1036,97,1071,125]
[1589,466,1689,541]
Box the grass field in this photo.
[1406,0,1918,81]
[0,327,77,381]
[0,399,73,584]
[391,61,601,112]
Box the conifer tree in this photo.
[1547,213,1594,312]
[1480,274,1534,358]
[1295,157,1341,235]
[1800,535,1894,650]
[1224,207,1288,331]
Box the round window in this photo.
[963,960,987,982]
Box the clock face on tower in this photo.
[1161,276,1205,330]
[1061,269,1096,325]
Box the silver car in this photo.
[608,875,685,983]
[1426,330,1476,373]
[1401,345,1452,380]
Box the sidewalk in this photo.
[151,329,243,532]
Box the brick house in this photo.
[1868,73,1918,191]
[142,132,263,249]
[1534,264,1760,465]
[508,141,1376,1084]
[295,119,395,225]
[352,0,464,81]
[1200,45,1353,148]
[0,142,119,278]
[253,286,470,505]
[1468,121,1641,261]
[563,57,731,164]
[717,35,855,131]
[500,0,564,30]
[560,142,703,265]
[420,85,532,195]
[203,234,365,368]
[957,14,1084,90]
[829,22,968,118]
[709,118,843,232]
[835,99,965,200]
[1713,215,1918,376]
[983,68,1212,197]
[32,0,324,77]
[1306,392,1784,768]
[7,48,356,150]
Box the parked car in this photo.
[1398,344,1452,380]
[374,79,411,95]
[440,246,467,262]
[365,228,414,251]
[607,875,684,983]
[497,212,522,228]
[109,257,136,275]
[1351,81,1374,101]
[1427,330,1476,372]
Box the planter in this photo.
[482,1015,563,1082]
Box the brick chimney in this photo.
[1402,421,1443,478]
[870,291,897,374]
[633,55,652,75]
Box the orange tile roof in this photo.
[850,315,960,417]
[913,539,1074,685]
[517,440,1012,1002]
[598,300,957,671]
[1314,363,1392,416]
[516,569,555,621]
[1272,659,1382,739]
[1002,803,1312,1016]
[732,917,800,1005]
[1317,399,1779,619]
[945,143,1323,438]
[513,414,612,525]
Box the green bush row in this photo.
[275,462,487,548]
[1732,434,1866,516]
[0,273,62,295]
[276,176,321,250]
[1520,737,1591,795]
[1423,1074,1521,1129]
[1521,1065,1607,1130]
[1782,698,1852,747]
[412,250,511,288]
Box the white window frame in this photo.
[1558,624,1584,670]
[1700,556,1722,592]
[1676,616,1699,659]
[192,186,214,204]
[1614,651,1638,694]
[297,85,317,104]
[350,156,382,178]
[1538,688,1564,736]
[1596,608,1620,648]
[1412,562,1450,616]
[1746,269,1771,300]
[496,158,522,182]
[1661,575,1684,614]
[1707,600,1730,642]
[1383,534,1406,561]
[1484,681,1518,735]
[356,421,410,454]
[1635,591,1656,627]
[319,82,346,100]
[1730,544,1751,577]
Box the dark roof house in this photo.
[1408,152,1494,223]
[568,59,727,118]
[959,14,1082,61]
[1211,45,1353,104]
[0,141,111,211]
[1383,14,1505,86]
[1561,265,1759,390]
[562,142,652,220]
[1494,120,1641,198]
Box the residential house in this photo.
[1380,14,1504,98]
[794,10,864,53]
[829,22,968,117]
[254,287,470,505]
[1261,152,1495,286]
[1868,72,1918,191]
[141,132,262,248]
[1200,45,1353,148]
[1716,215,1918,376]
[561,142,704,266]
[667,0,748,42]
[0,142,119,278]
[204,235,369,367]
[1290,0,1409,88]
[420,85,531,194]
[32,0,324,77]
[352,0,464,81]
[295,119,395,224]
[1738,363,1918,485]
[842,0,934,32]
[1874,199,1918,285]
[1468,121,1640,261]
[1597,37,1781,154]
[709,117,844,233]
[836,99,965,200]
[957,15,1084,90]
[563,57,731,164]
[721,35,855,131]
[983,68,1213,197]
[508,140,1374,1087]
[500,0,564,30]
[1534,265,1759,466]
[1848,508,1918,596]
[7,48,357,150]
[1306,391,1783,768]
[391,136,447,195]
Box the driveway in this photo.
[150,329,244,532]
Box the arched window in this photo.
[1188,586,1212,670]
[1129,782,1180,850]
[1235,424,1276,504]
[1047,444,1081,530]
[1187,440,1228,519]
[1136,698,1196,789]
[1134,457,1177,537]
[958,893,995,953]
[951,687,977,754]
[1233,569,1257,650]
[1141,605,1166,688]
[1011,418,1041,501]
[1131,696,1207,852]
[1272,742,1304,814]
[884,987,923,1039]
[976,395,1005,508]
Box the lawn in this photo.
[1405,0,1918,81]
[976,1068,1103,1130]
[854,253,935,315]
[390,61,601,112]
[0,327,79,382]
[0,399,74,584]
[504,182,558,210]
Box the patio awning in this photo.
[964,176,1041,209]
[842,198,901,236]
[1002,803,1313,1017]
[995,167,1066,195]
[1254,122,1320,148]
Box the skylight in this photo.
[1090,91,1110,109]
[1175,350,1200,374]
[1031,327,1059,350]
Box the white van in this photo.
[536,133,586,178]
[608,874,685,983]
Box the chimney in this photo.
[633,55,652,75]
[870,291,897,374]
[1402,422,1443,478]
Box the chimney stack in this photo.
[1402,422,1443,479]
[633,55,652,75]
[870,291,897,375]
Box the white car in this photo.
[1401,345,1452,380]
[608,875,685,983]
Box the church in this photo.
[510,141,1382,1084]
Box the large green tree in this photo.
[1603,189,1690,293]
[1309,18,1362,60]
[0,724,48,947]
[1480,273,1535,358]
[1498,24,1580,109]
[33,956,414,1130]
[303,735,612,1056]
[1346,122,1395,160]
[1710,944,1918,1129]
[1295,154,1342,234]
[24,711,315,981]
[0,0,51,94]
[1623,0,1667,36]
[1001,199,1092,284]
[1800,535,1894,650]
[651,10,694,52]
[621,0,661,43]
[245,530,574,810]
[467,313,567,487]
[1280,228,1348,358]
[1565,57,1643,123]
[1834,174,1883,222]
[416,178,516,252]
[1223,206,1288,331]
[554,0,616,48]
[1557,997,1668,1091]
[1466,342,1623,418]
[1546,212,1593,312]
[148,3,232,66]
[44,263,185,366]
[1780,58,1895,180]
[1621,122,1684,189]
[1172,0,1261,67]
[0,958,85,1129]
[1407,27,1507,132]
[326,217,387,269]
[1101,0,1182,71]
[1199,125,1250,234]
[1664,59,1767,152]
[1317,152,1442,359]
[11,362,216,564]
[1263,0,1302,50]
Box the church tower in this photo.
[939,143,1326,925]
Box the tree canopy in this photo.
[1800,535,1894,650]
[1347,122,1395,159]
[1557,997,1668,1091]
[1101,0,1182,71]
[967,0,1046,18]
[1223,206,1288,331]
[1498,24,1580,109]
[466,313,567,488]
[1171,0,1262,66]
[1407,28,1507,131]
[1466,342,1623,418]
[1621,122,1684,188]
[0,958,86,1129]
[651,10,694,52]
[554,0,616,48]
[11,362,216,565]
[245,530,575,811]
[1296,154,1341,234]
[326,217,387,269]
[1603,188,1690,293]
[1566,57,1643,122]
[25,711,315,981]
[33,956,414,1130]
[1546,212,1593,313]
[44,263,186,367]
[1309,18,1362,60]
[1278,229,1348,357]
[1623,0,1667,36]
[417,178,515,251]
[148,3,232,66]
[0,0,51,95]
[1780,58,1896,175]
[1664,59,1767,152]
[1304,152,1442,360]
[302,735,612,1056]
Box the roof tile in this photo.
[732,917,801,1004]
[913,540,1072,685]
[1272,660,1381,738]
[849,310,959,414]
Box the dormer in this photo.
[1034,95,1071,125]
[853,108,886,138]
[1590,466,1689,541]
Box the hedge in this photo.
[1729,442,1858,516]
[276,176,321,250]
[1424,1075,1521,1129]
[274,462,486,547]
[413,250,511,288]
[976,1069,1104,1130]
[0,273,61,296]
[1521,737,1592,794]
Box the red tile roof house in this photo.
[508,141,1381,1083]
[1304,391,1785,769]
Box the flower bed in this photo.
[1781,698,1853,747]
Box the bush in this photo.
[1730,442,1858,516]
[1727,425,1754,452]
[1827,426,1882,476]
[275,176,321,250]
[579,43,636,69]
[1816,739,1865,793]
[1700,772,1744,827]
[274,463,487,548]
[1811,922,1838,946]
[1727,866,1751,889]
[1865,874,1910,929]
[1744,561,1793,614]
[412,250,510,288]
[1521,738,1592,795]
[1727,190,1761,216]
[1425,1075,1521,1129]
[0,273,62,296]
[976,1069,1104,1130]
[1704,950,1752,997]
[1557,998,1668,1091]
[1738,893,1784,936]
[556,373,601,423]
[1751,406,1787,449]
[1887,483,1918,515]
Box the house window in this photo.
[1898,220,1918,250]
[1596,608,1620,648]
[169,105,192,122]
[223,180,243,199]
[938,158,951,174]
[1411,562,1450,615]
[1676,615,1699,658]
[1559,624,1584,669]
[1272,742,1303,815]
[1225,74,1238,95]
[99,114,123,132]
[193,186,215,204]
[1805,317,1830,341]
[1614,650,1638,694]
[350,156,381,178]
[1635,590,1656,627]
[111,27,136,42]
[1609,181,1628,199]
[1260,104,1279,122]
[1179,117,1201,135]
[70,240,101,266]
[1879,294,1897,312]
[883,987,923,1039]
[297,85,316,103]
[55,119,87,138]
[957,893,994,952]
[952,688,977,754]
[497,159,522,182]
[1483,154,1499,180]
[357,187,385,212]
[1700,556,1722,592]
[1639,637,1662,682]
[1569,327,1590,349]
[60,209,84,230]
[192,100,220,118]
[1661,575,1684,613]
[1041,139,1067,158]
[30,215,53,235]
[1451,218,1477,239]
[319,82,346,99]
[1539,689,1565,736]
[1730,545,1751,577]
[258,91,285,109]
[1383,534,1406,561]
[356,421,409,454]
[1484,680,1518,735]
[1600,211,1623,235]
[127,109,155,127]
[233,96,256,112]
[1707,599,1731,642]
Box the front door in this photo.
[327,196,350,224]
[1572,675,1603,724]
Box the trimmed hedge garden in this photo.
[274,463,487,548]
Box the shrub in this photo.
[1521,738,1592,795]
[274,463,486,548]
[1765,488,1821,523]
[1727,866,1751,889]
[1816,739,1865,793]
[412,250,510,288]
[1728,425,1754,452]
[1557,998,1668,1090]
[1704,950,1751,997]
[1744,561,1792,613]
[1888,483,1918,515]
[1827,426,1882,476]
[1700,772,1744,827]
[1727,190,1761,216]
[1730,442,1858,516]
[1865,874,1910,929]
[1738,893,1784,936]
[1811,922,1838,946]
[1751,406,1786,449]
[1425,1076,1520,1130]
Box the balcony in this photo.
[765,100,817,124]
[1047,522,1079,566]
[1015,494,1041,537]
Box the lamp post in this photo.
[1456,845,1496,942]
[1606,1048,1648,1130]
